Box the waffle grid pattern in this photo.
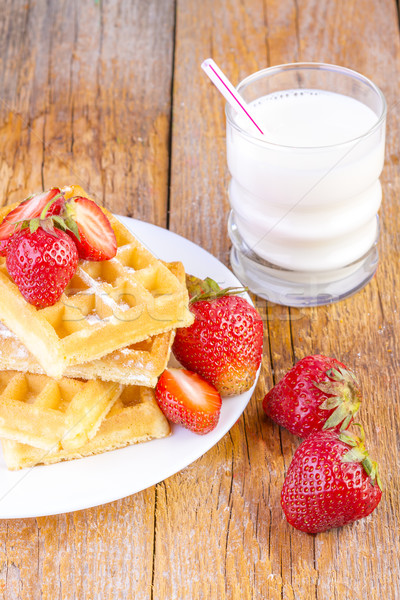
[0,371,121,452]
[0,261,183,386]
[1,384,170,469]
[0,205,192,378]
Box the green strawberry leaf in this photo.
[29,218,40,234]
[326,366,359,384]
[319,396,342,410]
[186,274,248,303]
[341,447,366,463]
[326,367,344,381]
[339,425,382,489]
[64,216,80,241]
[16,221,27,232]
[340,414,353,431]
[323,403,352,429]
[362,455,374,476]
[338,431,358,446]
[52,215,67,231]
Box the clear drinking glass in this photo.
[226,63,387,306]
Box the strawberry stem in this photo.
[39,192,63,220]
[64,201,81,240]
[186,274,248,303]
[339,425,382,490]
[315,366,361,431]
[10,192,65,232]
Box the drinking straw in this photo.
[201,58,264,136]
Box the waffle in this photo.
[0,189,193,378]
[0,371,122,451]
[1,384,170,470]
[0,261,184,387]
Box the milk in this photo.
[227,89,385,273]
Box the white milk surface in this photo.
[227,89,385,272]
[243,90,377,146]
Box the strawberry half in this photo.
[0,188,64,256]
[155,368,222,435]
[64,197,117,261]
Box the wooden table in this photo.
[0,1,399,598]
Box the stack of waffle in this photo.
[0,187,193,469]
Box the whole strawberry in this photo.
[6,222,78,308]
[281,427,382,533]
[263,355,361,438]
[172,276,263,396]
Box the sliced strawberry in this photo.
[0,239,8,256]
[155,368,222,435]
[46,195,66,217]
[0,188,62,240]
[0,188,63,256]
[65,197,117,261]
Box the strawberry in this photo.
[281,426,382,533]
[263,355,361,438]
[64,196,117,261]
[172,276,263,396]
[46,195,66,217]
[6,219,78,308]
[0,188,64,256]
[155,368,222,435]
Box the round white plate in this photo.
[0,217,259,519]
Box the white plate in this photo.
[0,217,258,519]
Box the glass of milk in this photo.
[226,63,386,306]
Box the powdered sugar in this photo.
[85,313,102,325]
[0,323,17,338]
[13,345,29,359]
[117,301,131,311]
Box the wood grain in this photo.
[0,1,175,598]
[0,0,399,598]
[166,0,400,598]
[0,0,175,224]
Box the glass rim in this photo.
[225,62,387,151]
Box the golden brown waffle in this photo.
[0,193,193,378]
[1,385,170,470]
[0,371,122,451]
[0,324,175,387]
[0,261,184,387]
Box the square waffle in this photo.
[0,371,122,451]
[0,261,184,387]
[1,385,170,470]
[0,191,193,379]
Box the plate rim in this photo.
[0,216,259,519]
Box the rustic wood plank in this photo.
[168,0,270,263]
[164,1,313,599]
[0,0,175,225]
[0,0,399,598]
[284,1,400,598]
[163,0,400,598]
[0,492,159,600]
[0,1,175,599]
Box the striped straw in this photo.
[201,58,264,136]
